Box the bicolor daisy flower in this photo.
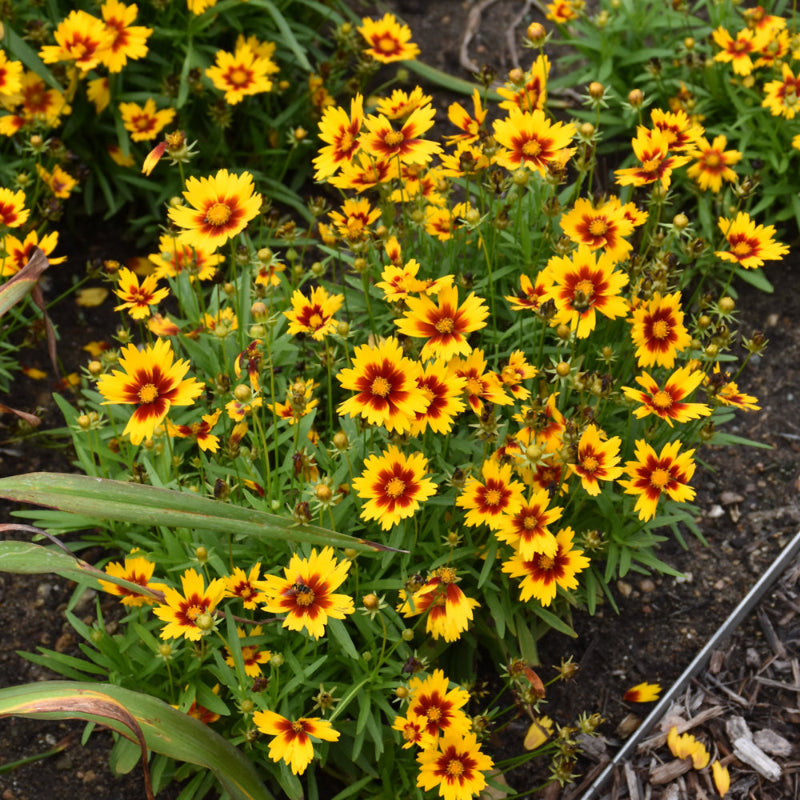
[499,351,538,400]
[36,164,78,199]
[410,360,467,436]
[649,108,703,154]
[559,197,635,263]
[406,670,471,740]
[494,489,562,560]
[686,135,741,193]
[623,682,661,703]
[622,365,711,426]
[416,731,494,800]
[497,55,549,113]
[0,50,23,98]
[457,460,525,530]
[257,547,354,640]
[707,365,761,411]
[620,439,696,521]
[328,196,381,242]
[253,710,339,775]
[113,266,169,319]
[39,10,112,72]
[715,212,789,269]
[448,349,513,415]
[541,245,629,338]
[205,43,276,105]
[283,286,344,340]
[337,337,428,433]
[168,169,262,251]
[358,13,420,63]
[0,230,64,277]
[502,526,590,606]
[546,0,580,23]
[153,568,226,640]
[99,0,151,72]
[375,87,432,119]
[615,127,690,190]
[630,292,691,369]
[149,234,222,281]
[376,258,431,303]
[165,409,222,452]
[0,72,69,136]
[223,564,266,609]
[571,424,623,496]
[712,25,771,75]
[224,625,271,678]
[446,89,487,144]
[493,108,576,174]
[395,282,489,362]
[505,273,547,313]
[0,187,30,229]
[398,567,479,642]
[327,153,393,193]
[352,445,437,531]
[119,98,176,141]
[392,714,436,750]
[313,94,364,181]
[359,105,441,166]
[98,553,160,606]
[97,338,204,445]
[762,62,800,119]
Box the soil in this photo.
[1,3,799,799]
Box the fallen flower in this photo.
[623,681,661,703]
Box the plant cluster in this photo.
[0,3,788,800]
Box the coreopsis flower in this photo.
[398,567,478,642]
[153,568,226,640]
[623,682,661,702]
[203,307,238,336]
[406,670,471,740]
[328,196,381,242]
[113,266,169,319]
[457,460,526,530]
[268,379,319,425]
[313,94,364,181]
[337,337,428,433]
[359,105,441,166]
[446,89,487,144]
[541,245,629,338]
[715,211,789,269]
[497,55,549,113]
[619,440,696,522]
[225,625,271,678]
[166,409,222,452]
[390,163,447,207]
[149,234,222,281]
[502,526,590,606]
[559,197,635,263]
[393,715,436,750]
[0,51,23,98]
[395,282,489,362]
[97,338,204,445]
[500,351,538,399]
[39,10,112,72]
[148,313,181,337]
[283,286,344,341]
[87,77,110,113]
[0,72,69,136]
[505,273,547,313]
[376,258,430,302]
[352,445,436,530]
[571,424,623,496]
[712,761,730,797]
[712,25,771,75]
[667,726,710,769]
[686,135,741,193]
[493,108,576,174]
[649,108,704,154]
[36,164,78,199]
[408,360,466,436]
[762,62,800,118]
[630,292,691,369]
[546,0,580,23]
[358,13,420,63]
[223,564,266,609]
[449,349,513,414]
[205,44,275,105]
[494,489,562,559]
[98,553,160,606]
[187,0,217,14]
[375,87,432,119]
[0,230,64,277]
[119,98,176,142]
[257,547,354,640]
[0,187,29,229]
[253,711,340,775]
[622,365,711,426]
[707,365,760,411]
[615,127,690,190]
[99,0,151,72]
[416,731,494,800]
[168,169,262,251]
[423,206,459,241]
[328,153,393,192]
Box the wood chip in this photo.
[709,650,725,675]
[649,757,693,785]
[624,761,640,800]
[753,729,793,757]
[758,608,788,659]
[732,737,782,781]
[726,715,753,743]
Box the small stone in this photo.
[617,580,633,598]
[4,789,16,800]
[82,770,97,784]
[713,579,725,590]
[720,491,744,505]
[675,572,693,584]
[746,647,761,668]
[639,578,656,594]
[766,312,779,327]
[707,504,725,519]
[55,632,74,653]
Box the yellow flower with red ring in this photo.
[313,94,364,181]
[571,424,623,496]
[493,108,576,174]
[98,553,160,606]
[416,730,495,800]
[119,98,176,142]
[457,459,526,530]
[39,10,112,72]
[358,13,420,63]
[153,568,225,640]
[0,187,29,229]
[205,44,276,105]
[113,265,169,319]
[559,197,635,263]
[359,104,441,166]
[406,669,471,740]
[687,135,741,193]
[630,291,691,369]
[622,365,711,426]
[283,285,344,341]
[99,0,151,73]
[253,710,339,775]
[409,359,467,436]
[715,211,789,269]
[0,230,64,277]
[615,127,690,190]
[495,489,562,560]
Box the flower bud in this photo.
[718,296,735,314]
[588,81,605,100]
[527,22,547,45]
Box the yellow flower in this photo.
[715,211,789,269]
[0,50,23,97]
[98,554,160,606]
[205,44,276,105]
[0,187,29,228]
[119,98,176,142]
[113,265,169,319]
[153,568,226,640]
[254,711,339,775]
[283,286,344,341]
[667,726,710,769]
[358,13,419,63]
[39,10,112,72]
[416,731,494,800]
[623,682,661,702]
[686,135,741,193]
[493,108,576,174]
[98,0,151,73]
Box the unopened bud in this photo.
[588,81,605,100]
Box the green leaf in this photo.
[734,266,774,293]
[0,472,399,553]
[0,681,272,800]
[530,604,577,638]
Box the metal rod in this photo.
[581,526,800,800]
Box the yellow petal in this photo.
[76,287,109,307]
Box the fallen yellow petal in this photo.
[76,287,109,308]
[712,760,730,797]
